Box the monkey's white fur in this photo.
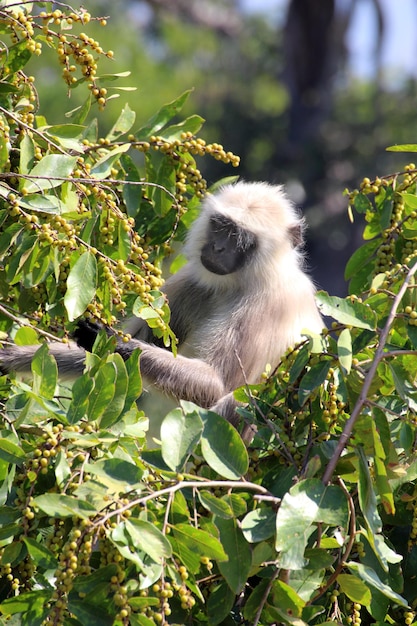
[0,182,323,432]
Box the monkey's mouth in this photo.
[201,256,233,275]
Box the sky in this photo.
[240,0,417,84]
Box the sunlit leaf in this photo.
[241,507,277,544]
[337,328,352,375]
[316,292,377,330]
[161,405,203,471]
[106,103,136,141]
[357,446,382,535]
[0,438,25,465]
[33,494,96,518]
[124,519,172,562]
[90,143,130,179]
[135,90,192,140]
[23,154,77,193]
[346,562,408,606]
[173,523,227,562]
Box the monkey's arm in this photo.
[75,321,226,409]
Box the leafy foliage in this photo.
[0,3,417,626]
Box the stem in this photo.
[322,262,417,485]
[93,479,278,528]
[0,303,66,342]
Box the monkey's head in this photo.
[184,181,305,288]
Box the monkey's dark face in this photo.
[200,214,257,275]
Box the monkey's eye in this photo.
[210,215,231,231]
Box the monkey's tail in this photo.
[0,342,86,375]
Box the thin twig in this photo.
[0,302,66,342]
[91,479,279,528]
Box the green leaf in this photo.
[123,348,142,411]
[121,153,143,218]
[22,537,57,570]
[386,143,417,152]
[337,573,372,604]
[161,405,203,471]
[270,580,305,619]
[135,90,192,140]
[90,143,130,179]
[0,591,51,617]
[402,192,417,209]
[344,240,379,280]
[0,438,25,465]
[173,523,228,562]
[99,354,128,428]
[200,409,249,479]
[146,151,176,216]
[371,421,395,516]
[54,450,71,488]
[65,94,92,123]
[276,480,348,570]
[71,564,118,594]
[241,508,276,542]
[67,373,94,424]
[207,582,235,626]
[43,124,85,151]
[106,103,136,141]
[214,517,251,593]
[337,328,352,375]
[298,360,331,406]
[316,292,377,330]
[0,134,8,170]
[23,154,77,193]
[357,446,382,535]
[289,344,310,384]
[18,192,61,213]
[162,114,204,141]
[33,494,96,518]
[14,326,40,345]
[346,562,408,606]
[198,491,234,519]
[0,222,23,256]
[86,458,143,490]
[0,40,31,73]
[87,362,117,422]
[67,599,114,626]
[64,251,97,321]
[124,519,172,562]
[19,133,35,174]
[31,343,58,400]
[1,541,24,566]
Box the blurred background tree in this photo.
[30,0,417,294]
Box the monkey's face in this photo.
[200,214,257,275]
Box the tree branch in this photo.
[322,262,417,485]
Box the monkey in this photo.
[0,181,323,434]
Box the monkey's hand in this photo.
[73,319,114,352]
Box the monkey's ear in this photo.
[289,222,304,247]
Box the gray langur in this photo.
[0,181,323,431]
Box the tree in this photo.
[0,3,417,626]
